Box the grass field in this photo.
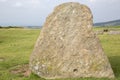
[0,28,120,80]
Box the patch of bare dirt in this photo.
[0,57,5,62]
[9,64,31,77]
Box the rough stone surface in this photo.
[30,2,115,79]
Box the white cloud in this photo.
[0,0,7,2]
[13,2,23,7]
[89,0,96,2]
[89,0,119,3]
[12,0,41,8]
[27,0,41,8]
[29,0,40,5]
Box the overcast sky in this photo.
[0,0,120,26]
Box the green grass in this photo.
[0,28,120,80]
[93,26,120,31]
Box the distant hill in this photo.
[1,19,120,28]
[25,26,42,29]
[0,26,42,29]
[94,19,120,27]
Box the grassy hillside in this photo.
[0,28,120,80]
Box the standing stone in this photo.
[30,2,115,79]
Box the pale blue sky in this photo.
[0,0,120,26]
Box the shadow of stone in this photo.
[30,73,46,80]
[109,56,120,77]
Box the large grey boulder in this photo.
[30,2,115,79]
